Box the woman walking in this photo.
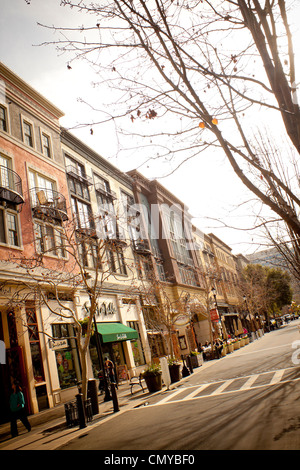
[9,382,31,437]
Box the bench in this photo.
[129,374,145,395]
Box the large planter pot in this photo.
[228,344,234,353]
[221,346,227,357]
[143,373,163,393]
[240,339,245,347]
[169,364,181,384]
[191,354,202,369]
[233,341,240,350]
[245,337,250,345]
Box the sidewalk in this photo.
[0,359,219,450]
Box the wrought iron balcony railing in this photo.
[0,165,24,205]
[95,182,117,200]
[132,238,152,255]
[30,187,68,221]
[66,165,93,185]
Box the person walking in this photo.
[104,357,118,388]
[9,382,31,437]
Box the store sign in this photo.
[83,300,117,318]
[97,301,117,317]
[210,308,220,322]
[116,334,128,341]
[50,339,69,350]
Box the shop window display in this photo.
[127,321,145,367]
[51,324,79,389]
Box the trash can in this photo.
[87,378,99,415]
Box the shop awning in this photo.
[95,322,138,343]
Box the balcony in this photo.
[30,188,68,221]
[0,166,24,205]
[95,182,117,200]
[66,165,93,185]
[132,238,152,255]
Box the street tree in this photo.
[241,263,292,322]
[37,1,300,246]
[5,207,136,403]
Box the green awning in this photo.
[96,322,138,343]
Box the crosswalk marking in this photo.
[182,383,212,401]
[210,379,235,395]
[269,369,285,385]
[149,367,300,407]
[239,374,259,390]
[158,388,187,405]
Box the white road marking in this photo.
[151,366,300,406]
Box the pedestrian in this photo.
[104,357,117,387]
[214,339,223,359]
[9,382,31,437]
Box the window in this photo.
[0,155,11,189]
[26,303,45,383]
[29,169,56,210]
[0,105,7,132]
[34,221,66,258]
[107,246,127,275]
[7,213,19,246]
[41,132,51,158]
[178,266,198,286]
[127,321,146,367]
[156,262,166,282]
[71,197,94,231]
[0,207,20,246]
[51,323,79,389]
[76,234,98,268]
[23,120,34,147]
[65,155,90,200]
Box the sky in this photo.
[1,0,298,256]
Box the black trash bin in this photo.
[87,378,99,415]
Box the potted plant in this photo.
[168,357,182,383]
[142,363,163,392]
[227,340,234,353]
[189,351,199,369]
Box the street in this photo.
[60,320,300,451]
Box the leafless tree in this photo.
[6,208,136,403]
[37,1,300,274]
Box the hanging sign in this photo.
[50,339,68,350]
[210,308,220,322]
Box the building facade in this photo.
[0,62,260,423]
[0,62,70,420]
[127,170,210,358]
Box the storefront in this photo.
[92,322,139,382]
[50,324,81,391]
[84,294,150,381]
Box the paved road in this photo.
[60,320,300,451]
